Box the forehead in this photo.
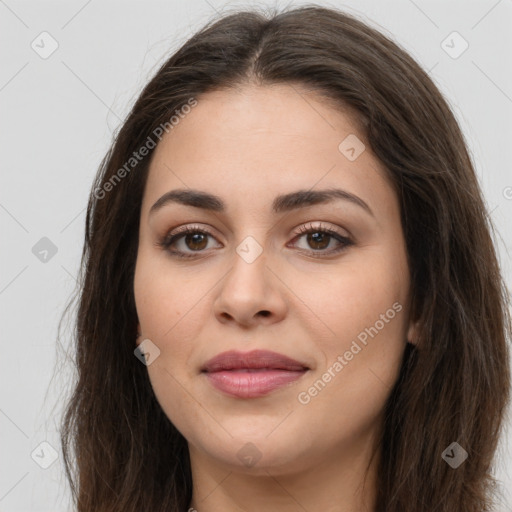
[155,84,367,153]
[142,84,394,218]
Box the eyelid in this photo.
[293,221,350,238]
[158,223,220,248]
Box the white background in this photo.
[1,0,511,510]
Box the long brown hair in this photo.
[58,5,511,511]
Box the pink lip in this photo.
[201,349,309,398]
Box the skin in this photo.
[134,83,417,512]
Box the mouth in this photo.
[201,349,310,398]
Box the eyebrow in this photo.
[149,187,374,217]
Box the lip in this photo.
[201,349,309,399]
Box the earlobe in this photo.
[406,320,419,345]
[136,322,142,346]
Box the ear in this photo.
[135,322,142,346]
[406,318,419,345]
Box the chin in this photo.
[189,427,316,475]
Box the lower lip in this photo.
[203,369,308,398]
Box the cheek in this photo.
[134,253,209,434]
[295,250,409,385]
[295,250,408,336]
[133,255,202,418]
[134,249,210,345]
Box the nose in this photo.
[212,244,288,328]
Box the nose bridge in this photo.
[226,234,269,297]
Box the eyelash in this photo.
[156,222,353,260]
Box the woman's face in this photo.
[134,84,416,474]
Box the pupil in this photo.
[186,233,207,250]
[308,232,329,250]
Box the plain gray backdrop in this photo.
[1,0,511,510]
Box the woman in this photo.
[59,5,511,511]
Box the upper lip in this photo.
[201,350,309,372]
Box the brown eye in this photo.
[304,231,331,250]
[158,226,220,258]
[290,222,353,257]
[158,222,353,260]
[183,232,208,251]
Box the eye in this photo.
[157,224,219,258]
[288,222,353,257]
[157,222,353,259]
